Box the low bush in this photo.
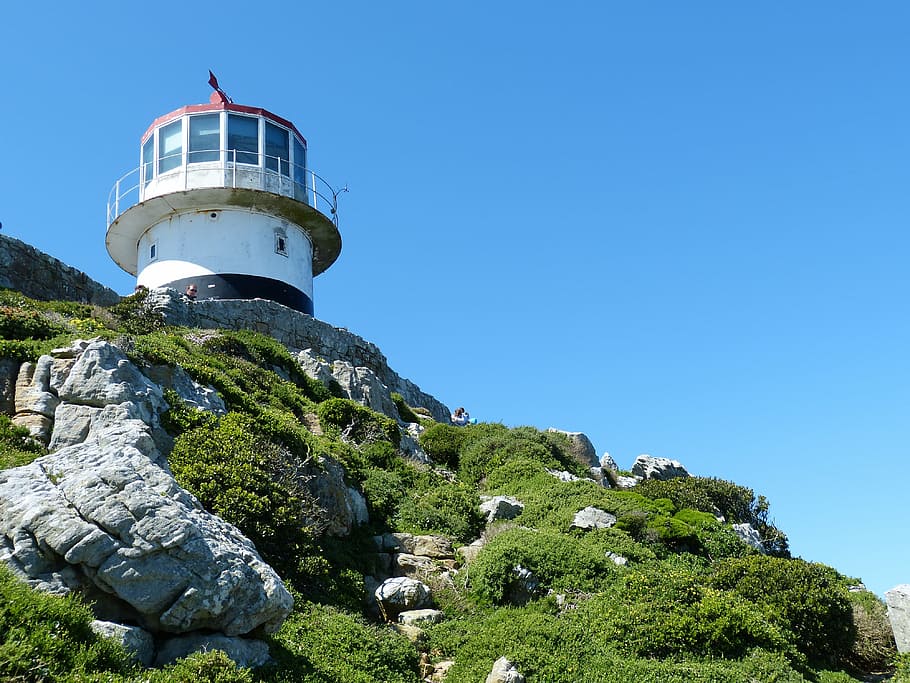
[0,413,46,469]
[267,601,419,683]
[316,398,400,445]
[391,392,420,423]
[418,422,467,469]
[394,481,484,542]
[168,413,323,586]
[469,527,619,605]
[0,565,134,680]
[458,424,587,484]
[635,476,790,556]
[710,555,855,667]
[844,589,897,674]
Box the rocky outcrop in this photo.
[733,523,766,553]
[374,577,432,622]
[0,338,294,667]
[480,495,525,524]
[886,585,910,653]
[631,454,690,481]
[297,350,398,418]
[548,428,599,468]
[571,506,617,530]
[0,420,293,635]
[143,288,450,422]
[0,234,121,306]
[486,656,526,683]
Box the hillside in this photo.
[0,282,904,682]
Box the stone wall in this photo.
[0,234,121,306]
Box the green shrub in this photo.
[150,649,253,683]
[895,653,910,682]
[316,397,400,445]
[418,422,467,469]
[168,413,322,585]
[108,288,167,335]
[361,467,407,525]
[203,329,330,403]
[635,476,790,556]
[395,482,484,542]
[843,589,896,674]
[0,414,46,469]
[457,424,588,485]
[391,392,420,423]
[710,555,855,667]
[0,565,134,679]
[469,527,619,604]
[268,601,419,682]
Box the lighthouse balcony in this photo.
[106,154,339,228]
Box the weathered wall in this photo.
[0,234,121,306]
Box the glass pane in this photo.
[142,137,154,186]
[228,114,258,164]
[293,137,306,187]
[189,114,220,163]
[265,122,289,175]
[158,119,183,173]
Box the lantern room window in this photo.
[266,122,290,176]
[142,137,155,187]
[189,114,220,163]
[228,114,258,164]
[158,120,183,174]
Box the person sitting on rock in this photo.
[451,407,471,426]
[184,284,198,300]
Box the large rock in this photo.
[571,506,617,530]
[143,364,227,415]
[733,523,766,553]
[55,340,166,425]
[886,585,910,653]
[91,620,155,666]
[631,455,690,481]
[374,577,431,622]
[298,352,398,419]
[480,495,525,524]
[548,429,599,468]
[0,357,19,415]
[0,420,293,635]
[485,656,526,683]
[304,455,369,536]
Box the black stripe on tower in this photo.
[168,274,313,315]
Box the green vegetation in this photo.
[0,290,897,681]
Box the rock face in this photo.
[0,421,293,635]
[547,428,599,468]
[486,656,526,683]
[143,288,450,422]
[631,454,690,481]
[733,523,766,553]
[571,506,617,530]
[0,339,293,646]
[886,585,910,653]
[480,495,525,524]
[0,234,121,306]
[374,577,432,622]
[297,350,398,418]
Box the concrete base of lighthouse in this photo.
[167,273,313,314]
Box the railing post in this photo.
[311,171,317,211]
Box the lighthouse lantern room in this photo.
[106,78,341,315]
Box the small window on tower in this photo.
[149,243,157,261]
[275,234,288,256]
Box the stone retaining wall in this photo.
[0,235,121,306]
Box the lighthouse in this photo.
[106,78,342,315]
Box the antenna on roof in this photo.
[207,70,233,104]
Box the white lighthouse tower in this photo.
[106,77,341,315]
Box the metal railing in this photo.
[106,149,343,227]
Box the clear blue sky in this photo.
[1,2,907,597]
